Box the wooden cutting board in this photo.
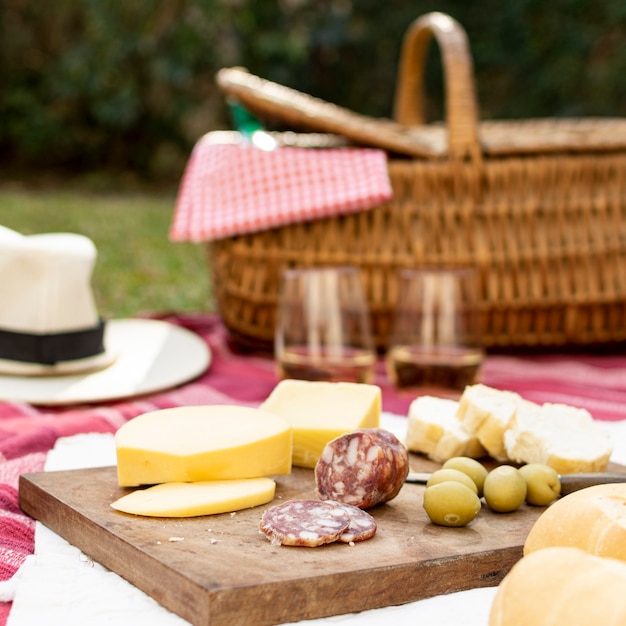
[17,458,578,626]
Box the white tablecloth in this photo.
[7,415,626,626]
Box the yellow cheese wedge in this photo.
[111,477,276,517]
[260,380,381,468]
[115,405,292,487]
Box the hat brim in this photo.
[0,319,211,406]
[0,344,118,377]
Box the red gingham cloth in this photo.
[169,136,392,242]
[3,313,626,624]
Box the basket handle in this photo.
[393,12,482,162]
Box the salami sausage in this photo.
[330,501,377,543]
[314,428,409,509]
[259,499,350,547]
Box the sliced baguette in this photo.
[504,402,612,474]
[406,395,485,463]
[456,384,525,460]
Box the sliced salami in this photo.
[259,499,350,547]
[315,428,409,509]
[329,501,378,543]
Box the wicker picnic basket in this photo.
[210,11,626,353]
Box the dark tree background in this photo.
[2,0,626,184]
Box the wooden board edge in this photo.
[19,473,211,626]
[217,549,520,625]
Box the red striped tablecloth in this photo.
[1,312,626,623]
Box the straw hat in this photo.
[0,226,210,404]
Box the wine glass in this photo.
[386,267,484,392]
[275,266,376,383]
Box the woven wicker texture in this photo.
[210,11,626,351]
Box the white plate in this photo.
[0,319,211,406]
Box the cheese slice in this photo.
[115,405,292,487]
[111,478,276,517]
[260,380,381,468]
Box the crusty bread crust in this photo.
[490,547,626,626]
[524,483,626,559]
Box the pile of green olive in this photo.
[422,457,561,527]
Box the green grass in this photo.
[0,185,213,319]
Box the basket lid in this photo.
[216,67,447,159]
[216,67,626,159]
[479,117,626,155]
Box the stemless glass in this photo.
[275,266,376,383]
[386,267,484,392]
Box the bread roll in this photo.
[456,384,523,460]
[505,402,612,474]
[489,547,626,626]
[524,483,626,559]
[405,396,485,462]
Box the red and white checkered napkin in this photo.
[169,134,393,242]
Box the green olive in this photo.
[426,468,479,494]
[519,463,561,506]
[483,465,527,513]
[442,456,489,497]
[423,481,482,527]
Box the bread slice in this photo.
[456,384,525,460]
[406,395,485,462]
[504,402,613,474]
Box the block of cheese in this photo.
[111,477,276,517]
[504,402,613,474]
[405,396,486,462]
[260,380,381,468]
[115,405,292,487]
[456,383,525,460]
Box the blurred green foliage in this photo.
[0,186,212,316]
[3,0,626,184]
